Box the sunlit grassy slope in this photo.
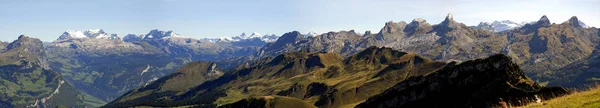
[525,86,600,108]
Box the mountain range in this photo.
[0,14,598,107]
[45,29,281,104]
[103,47,569,107]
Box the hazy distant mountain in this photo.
[45,29,270,103]
[476,20,524,32]
[201,32,280,43]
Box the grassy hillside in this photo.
[525,86,600,108]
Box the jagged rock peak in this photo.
[567,16,581,27]
[540,15,549,22]
[268,31,304,48]
[17,34,28,39]
[364,31,372,36]
[538,15,551,26]
[445,13,454,21]
[439,13,458,27]
[283,31,302,37]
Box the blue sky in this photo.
[0,0,598,42]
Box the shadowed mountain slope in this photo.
[356,54,570,108]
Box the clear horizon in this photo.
[1,0,598,42]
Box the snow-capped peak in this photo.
[143,29,184,39]
[303,32,318,37]
[249,32,263,38]
[58,29,120,40]
[476,20,523,32]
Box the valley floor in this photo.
[525,86,600,108]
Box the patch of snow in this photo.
[303,32,318,37]
[140,65,151,75]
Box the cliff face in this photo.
[357,54,570,108]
